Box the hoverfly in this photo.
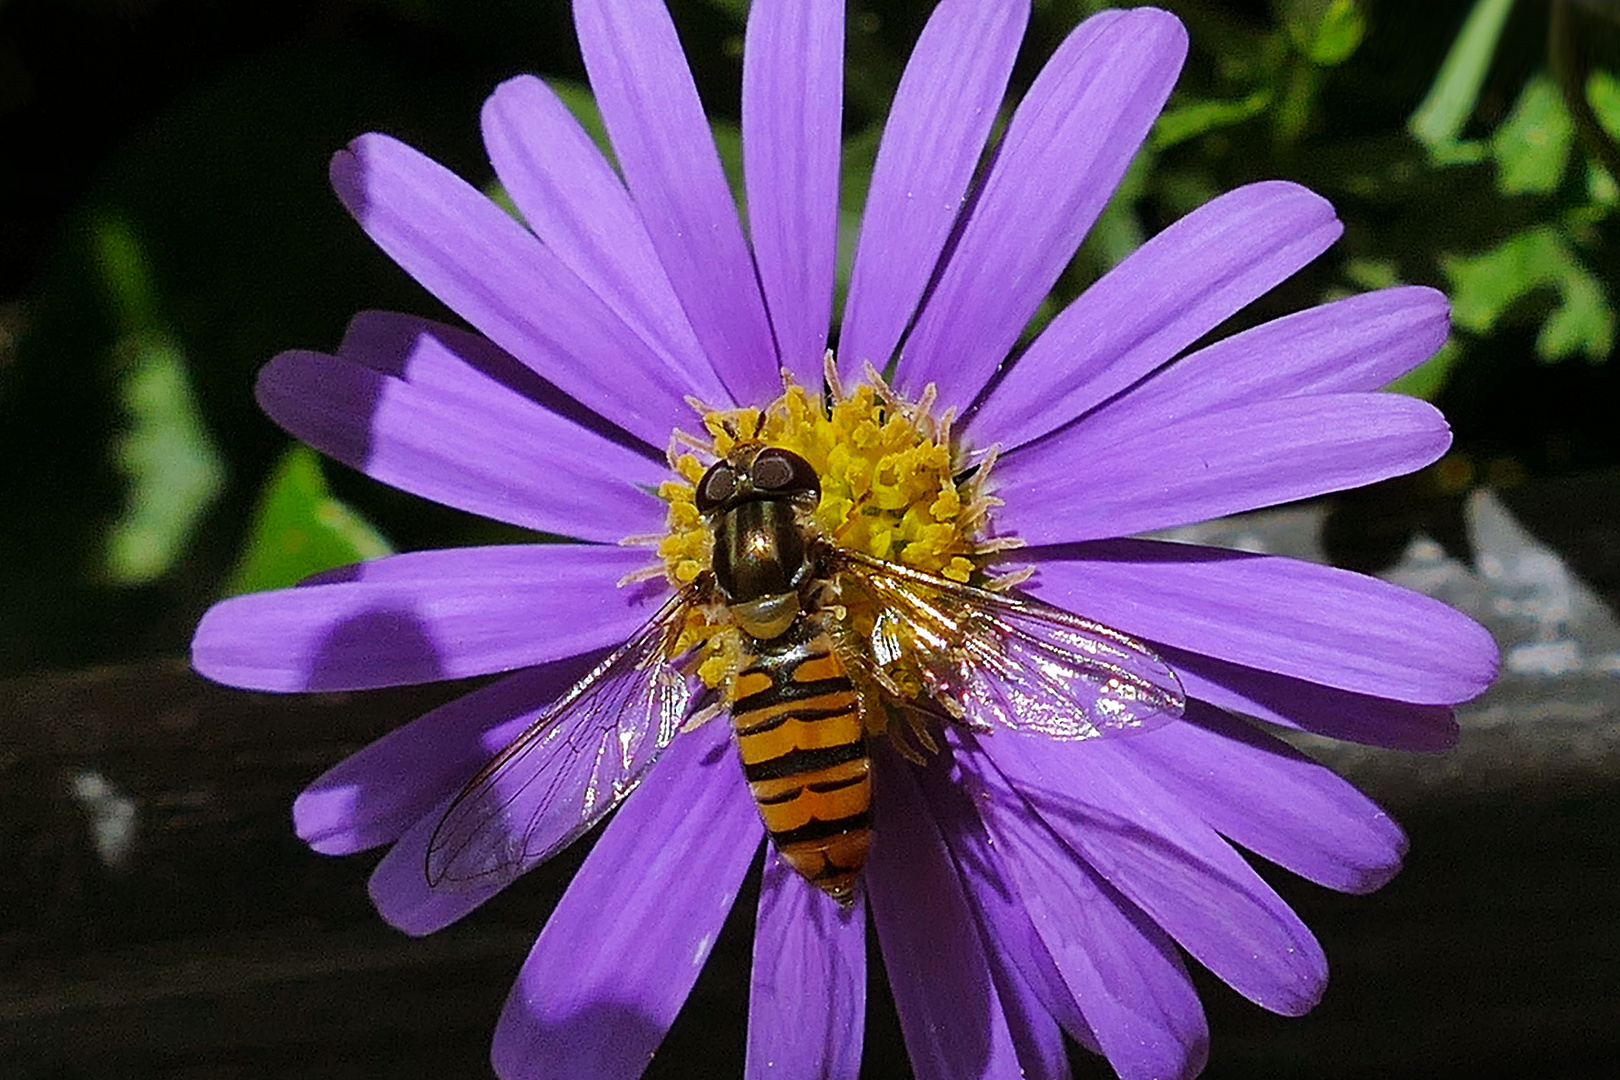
[425,442,1185,903]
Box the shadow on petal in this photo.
[334,311,657,458]
[304,605,444,691]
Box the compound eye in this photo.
[751,448,819,499]
[695,462,737,513]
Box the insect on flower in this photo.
[425,368,1186,904]
[188,2,1504,1075]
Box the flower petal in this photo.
[1170,647,1460,752]
[742,0,844,385]
[942,733,1210,1080]
[367,792,510,935]
[837,0,1028,381]
[295,654,598,855]
[980,955,1072,1080]
[1025,539,1500,704]
[920,744,1121,1062]
[995,393,1452,543]
[257,345,666,543]
[896,8,1186,410]
[192,545,662,691]
[950,844,1104,1062]
[573,0,779,406]
[914,748,1078,1080]
[330,133,704,446]
[490,717,761,1080]
[481,76,721,398]
[1055,286,1452,451]
[1129,701,1408,894]
[979,729,1329,1017]
[866,742,1024,1080]
[746,851,865,1080]
[332,311,662,448]
[967,181,1341,452]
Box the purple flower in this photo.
[191,2,1499,1079]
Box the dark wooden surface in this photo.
[3,484,1618,1079]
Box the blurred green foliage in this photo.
[94,214,227,585]
[224,445,392,597]
[1,0,1617,675]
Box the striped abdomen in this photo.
[730,625,871,903]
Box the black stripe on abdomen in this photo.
[732,675,852,712]
[742,741,867,783]
[732,701,856,736]
[769,810,872,847]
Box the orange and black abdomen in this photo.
[730,625,871,903]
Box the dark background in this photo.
[2,1,1617,1077]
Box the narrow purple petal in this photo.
[896,9,1186,410]
[295,655,597,855]
[331,311,663,450]
[742,0,844,386]
[968,182,1342,452]
[837,0,1029,381]
[979,730,1329,1017]
[257,349,666,543]
[953,851,1104,1061]
[865,742,1024,1080]
[1024,540,1500,704]
[1169,648,1460,752]
[914,745,1108,1072]
[1057,286,1452,451]
[367,791,509,935]
[746,851,865,1080]
[192,545,663,691]
[482,76,725,402]
[1130,701,1408,894]
[490,718,761,1080]
[913,751,1076,1080]
[573,0,779,406]
[982,957,1072,1080]
[331,133,704,445]
[940,734,1210,1080]
[995,393,1452,543]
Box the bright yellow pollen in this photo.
[651,372,993,694]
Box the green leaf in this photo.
[695,0,748,21]
[95,215,225,585]
[1151,90,1271,151]
[1491,74,1574,195]
[1409,0,1517,155]
[1444,226,1614,362]
[1538,259,1613,360]
[224,445,393,596]
[1583,69,1620,202]
[1284,0,1367,67]
[1588,68,1620,142]
[1343,257,1402,291]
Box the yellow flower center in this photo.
[644,366,1002,697]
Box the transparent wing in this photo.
[426,585,699,890]
[834,550,1184,740]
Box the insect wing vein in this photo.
[835,551,1184,739]
[425,586,697,889]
